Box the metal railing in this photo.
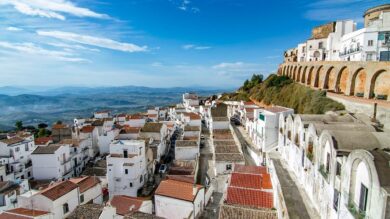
[339,47,362,56]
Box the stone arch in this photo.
[323,66,337,90]
[369,69,390,100]
[297,66,302,81]
[288,66,292,78]
[335,66,349,94]
[307,66,315,86]
[346,150,380,218]
[301,66,308,83]
[293,66,297,81]
[314,66,323,88]
[296,66,301,82]
[350,68,367,97]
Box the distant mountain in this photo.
[0,86,231,131]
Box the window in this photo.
[140,175,143,183]
[125,169,128,174]
[302,46,306,52]
[226,164,232,171]
[367,53,373,61]
[80,194,84,203]
[63,203,69,214]
[359,184,368,212]
[25,144,28,151]
[333,189,340,211]
[336,162,341,176]
[15,147,20,152]
[28,172,31,177]
[129,182,133,187]
[123,150,128,158]
[319,42,323,49]
[368,40,373,46]
[326,153,330,173]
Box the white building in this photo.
[107,140,147,198]
[0,134,36,181]
[94,110,111,119]
[247,106,293,165]
[183,93,199,109]
[69,176,103,205]
[124,114,146,128]
[155,179,205,219]
[18,180,79,219]
[31,144,74,180]
[175,140,199,160]
[277,112,390,219]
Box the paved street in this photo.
[231,124,256,165]
[200,192,223,219]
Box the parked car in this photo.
[159,164,168,174]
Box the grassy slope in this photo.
[221,74,345,114]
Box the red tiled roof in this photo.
[69,176,100,193]
[234,164,268,175]
[243,101,256,106]
[121,126,141,134]
[52,124,68,129]
[40,181,78,201]
[183,112,201,120]
[6,208,50,217]
[127,114,144,120]
[230,173,263,190]
[226,187,273,209]
[0,213,29,219]
[261,173,273,190]
[81,125,95,133]
[245,108,255,113]
[155,179,202,202]
[166,175,195,184]
[110,195,146,215]
[34,137,52,145]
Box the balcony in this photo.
[347,202,366,219]
[339,47,362,57]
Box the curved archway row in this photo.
[278,62,390,101]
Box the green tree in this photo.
[15,121,23,131]
[37,128,47,138]
[38,123,48,129]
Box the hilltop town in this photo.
[0,4,389,219]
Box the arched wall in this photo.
[278,62,390,101]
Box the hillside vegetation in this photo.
[220,74,345,114]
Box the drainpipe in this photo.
[372,103,377,122]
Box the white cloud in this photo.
[151,62,163,67]
[0,41,88,62]
[47,42,100,52]
[6,26,23,31]
[212,62,244,69]
[37,30,147,53]
[0,0,107,20]
[182,44,211,50]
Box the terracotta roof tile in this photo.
[40,181,78,201]
[69,176,100,193]
[80,125,95,133]
[0,137,24,145]
[0,213,29,219]
[230,173,263,190]
[155,179,202,202]
[120,126,141,134]
[52,124,68,129]
[6,208,50,217]
[34,137,52,145]
[226,187,273,209]
[182,112,201,120]
[110,195,146,215]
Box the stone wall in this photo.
[311,22,335,39]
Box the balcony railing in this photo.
[339,47,362,57]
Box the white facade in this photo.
[0,135,36,181]
[107,140,147,198]
[31,144,74,180]
[155,187,205,219]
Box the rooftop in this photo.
[215,153,244,162]
[110,195,148,216]
[124,212,164,219]
[80,125,95,133]
[0,137,24,145]
[234,164,268,175]
[226,187,274,209]
[0,208,50,219]
[184,125,201,131]
[34,136,52,145]
[175,140,198,147]
[182,112,201,120]
[69,176,100,193]
[40,180,78,201]
[230,172,272,190]
[67,204,104,219]
[215,145,240,154]
[141,123,163,132]
[155,179,202,202]
[32,145,62,154]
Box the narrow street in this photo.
[231,124,256,165]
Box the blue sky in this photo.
[0,0,386,88]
